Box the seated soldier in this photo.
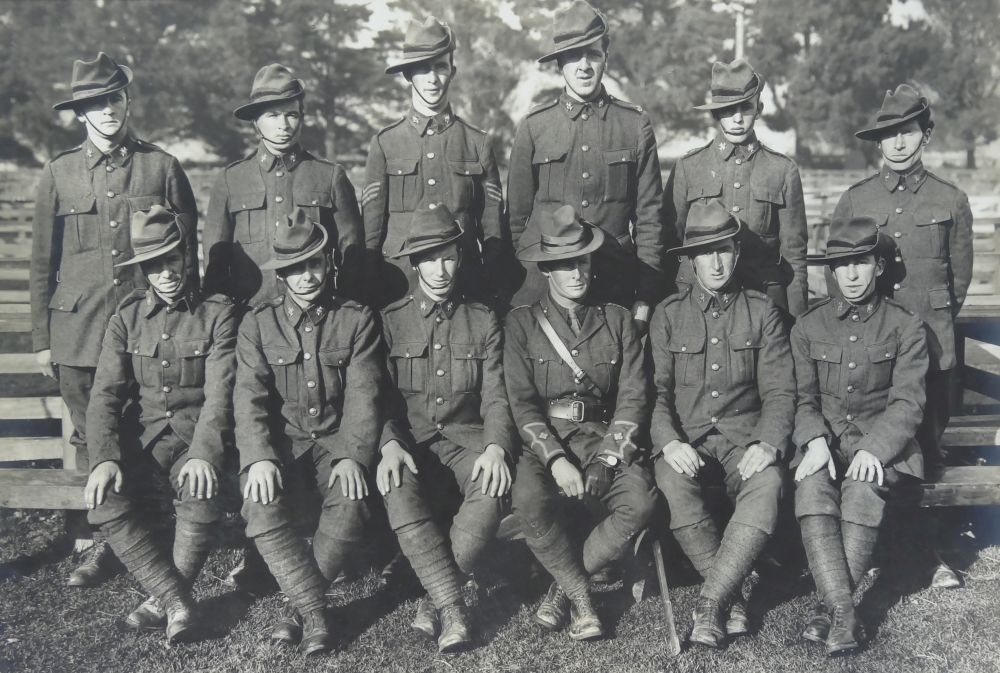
[505,205,657,642]
[648,199,794,649]
[377,204,515,653]
[791,216,928,656]
[235,208,383,656]
[84,206,236,643]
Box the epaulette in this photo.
[602,302,631,316]
[226,149,258,170]
[850,171,880,189]
[457,116,488,136]
[609,96,643,113]
[132,138,162,153]
[758,143,793,162]
[743,288,771,302]
[376,116,408,137]
[661,284,693,305]
[382,294,415,315]
[799,297,833,318]
[883,296,918,317]
[681,139,714,159]
[50,145,84,162]
[116,288,148,312]
[466,300,493,314]
[924,170,960,191]
[332,296,365,312]
[252,296,285,314]
[527,98,559,117]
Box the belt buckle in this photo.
[570,400,585,422]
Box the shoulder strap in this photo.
[531,304,598,393]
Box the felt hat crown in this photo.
[537,1,609,64]
[392,204,464,259]
[260,207,329,270]
[385,16,455,75]
[808,216,889,264]
[666,199,742,255]
[516,204,605,263]
[115,205,183,267]
[693,58,764,111]
[53,52,133,111]
[233,63,305,121]
[855,83,930,141]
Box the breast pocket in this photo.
[177,338,211,388]
[295,187,335,232]
[230,191,268,243]
[531,141,570,203]
[386,158,420,212]
[56,194,97,253]
[603,149,637,203]
[587,344,620,396]
[127,338,159,388]
[666,335,705,388]
[318,347,351,401]
[451,343,486,394]
[525,353,561,397]
[448,160,483,207]
[913,207,951,259]
[389,342,428,393]
[749,183,783,236]
[865,340,897,392]
[808,342,842,396]
[684,176,723,206]
[263,345,301,397]
[729,331,761,385]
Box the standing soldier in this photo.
[203,63,364,306]
[362,17,508,308]
[834,83,973,588]
[507,0,664,325]
[792,216,928,655]
[648,200,795,649]
[377,205,515,653]
[505,205,657,641]
[663,59,808,318]
[31,52,200,587]
[84,206,236,643]
[235,208,382,656]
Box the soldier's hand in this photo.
[84,461,123,509]
[36,349,55,379]
[738,443,779,481]
[376,440,418,496]
[847,450,884,486]
[662,440,704,478]
[551,456,585,500]
[795,437,836,482]
[244,460,283,505]
[471,444,510,497]
[178,458,218,500]
[329,458,369,500]
[584,460,615,498]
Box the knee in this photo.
[382,474,429,531]
[653,459,698,498]
[793,472,840,519]
[175,497,224,525]
[615,489,657,533]
[840,480,888,527]
[745,465,784,498]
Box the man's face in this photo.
[877,119,926,171]
[143,248,186,301]
[75,90,129,140]
[690,239,738,292]
[713,98,761,145]
[255,99,303,152]
[542,254,592,302]
[414,243,460,299]
[558,45,607,100]
[832,254,883,302]
[281,252,328,304]
[407,54,455,109]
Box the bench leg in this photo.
[61,399,77,471]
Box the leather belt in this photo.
[547,398,608,423]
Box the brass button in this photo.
[435,396,444,405]
[711,390,720,398]
[711,416,719,423]
[161,333,170,340]
[311,199,317,205]
[309,407,318,416]
[711,363,720,371]
[581,144,590,152]
[734,159,742,165]
[712,311,720,319]
[427,152,435,159]
[428,178,437,186]
[846,414,854,421]
[275,195,284,203]
[307,380,316,388]
[310,431,318,440]
[582,172,590,179]
[710,337,720,345]
[106,190,115,198]
[848,361,857,369]
[436,422,444,430]
[161,360,170,368]
[731,205,741,213]
[162,385,171,393]
[165,410,173,418]
[193,349,201,355]
[847,385,855,393]
[303,352,311,360]
[435,316,443,324]
[734,182,741,189]
[427,128,435,135]
[436,369,445,376]
[849,335,858,342]
[680,346,687,352]
[304,326,313,332]
[895,207,903,214]
[277,357,285,364]
[433,343,442,350]
[166,307,174,314]
[276,170,284,177]
[898,184,906,191]
[106,164,114,172]
[581,113,590,121]
[113,278,121,286]
[581,199,590,208]
[111,248,120,256]
[894,231,902,238]
[109,220,118,228]
[571,349,579,356]
[745,339,752,346]
[893,283,901,290]
[851,314,859,321]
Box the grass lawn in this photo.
[2,507,999,673]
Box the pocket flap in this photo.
[666,334,705,354]
[866,340,898,363]
[751,183,784,205]
[591,344,620,365]
[452,343,487,360]
[178,338,212,358]
[916,206,952,226]
[731,331,762,350]
[127,195,166,212]
[604,148,637,165]
[386,158,419,176]
[687,175,723,200]
[263,345,300,366]
[294,188,334,208]
[809,342,842,364]
[56,194,96,216]
[48,285,83,312]
[532,142,569,165]
[126,338,158,358]
[389,342,428,359]
[318,347,352,367]
[230,191,267,212]
[928,287,953,310]
[449,160,484,176]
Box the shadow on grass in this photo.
[197,590,257,640]
[0,532,72,583]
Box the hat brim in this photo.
[234,86,305,121]
[692,77,764,111]
[807,236,889,265]
[666,221,742,256]
[260,226,329,270]
[516,223,605,263]
[537,30,607,64]
[52,65,134,111]
[114,236,181,268]
[385,45,455,75]
[391,229,465,259]
[854,106,930,140]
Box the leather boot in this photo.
[299,608,333,656]
[534,582,568,631]
[270,602,302,644]
[826,604,861,656]
[225,543,278,595]
[931,562,961,589]
[164,598,199,644]
[437,605,473,653]
[690,596,726,649]
[801,602,830,644]
[126,596,166,630]
[411,596,440,638]
[726,596,750,637]
[67,540,120,588]
[567,593,604,641]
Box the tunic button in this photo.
[711,416,719,423]
[848,361,857,369]
[311,200,317,205]
[849,335,858,342]
[433,343,443,350]
[111,248,120,257]
[276,170,284,177]
[851,314,859,321]
[275,195,284,203]
[895,256,903,263]
[581,144,590,152]
[893,283,901,290]
[894,231,902,238]
[304,326,313,332]
[277,357,285,364]
[895,207,903,214]
[581,200,590,208]
[435,316,443,323]
[745,340,752,346]
[898,184,906,191]
[427,129,435,135]
[847,385,855,393]
[846,414,854,421]
[113,278,121,286]
[581,113,590,121]
[303,352,311,360]
[710,337,719,345]
[162,385,171,393]
[731,205,741,213]
[436,397,444,405]
[735,159,742,165]
[711,390,720,398]
[166,307,174,314]
[161,333,170,340]
[307,380,316,388]
[193,349,201,355]
[428,178,437,186]
[571,349,579,356]
[734,182,741,189]
[309,407,318,416]
[166,410,173,418]
[582,172,590,179]
[161,360,170,367]
[427,152,435,159]
[712,311,720,319]
[711,363,720,371]
[106,165,114,172]
[109,220,118,228]
[106,190,115,198]
[310,432,318,440]
[436,369,445,376]
[436,422,444,430]
[680,346,687,352]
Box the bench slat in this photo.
[0,436,64,461]
[909,466,1000,508]
[0,396,62,420]
[0,468,86,510]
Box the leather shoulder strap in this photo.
[531,304,596,392]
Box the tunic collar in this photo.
[143,287,197,317]
[85,133,137,170]
[415,290,458,320]
[558,87,611,120]
[258,141,304,173]
[833,293,882,322]
[880,161,927,193]
[281,293,329,326]
[407,104,455,136]
[694,286,738,313]
[713,132,759,162]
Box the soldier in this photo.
[234,208,382,655]
[663,58,809,318]
[83,206,235,643]
[507,1,664,324]
[203,63,364,306]
[377,204,515,653]
[792,216,928,655]
[31,52,200,587]
[834,83,973,588]
[362,17,508,308]
[648,199,795,649]
[505,205,657,641]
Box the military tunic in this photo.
[85,288,236,527]
[663,135,809,317]
[507,90,664,307]
[648,284,794,532]
[362,106,506,307]
[234,292,382,539]
[203,142,364,306]
[791,295,928,527]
